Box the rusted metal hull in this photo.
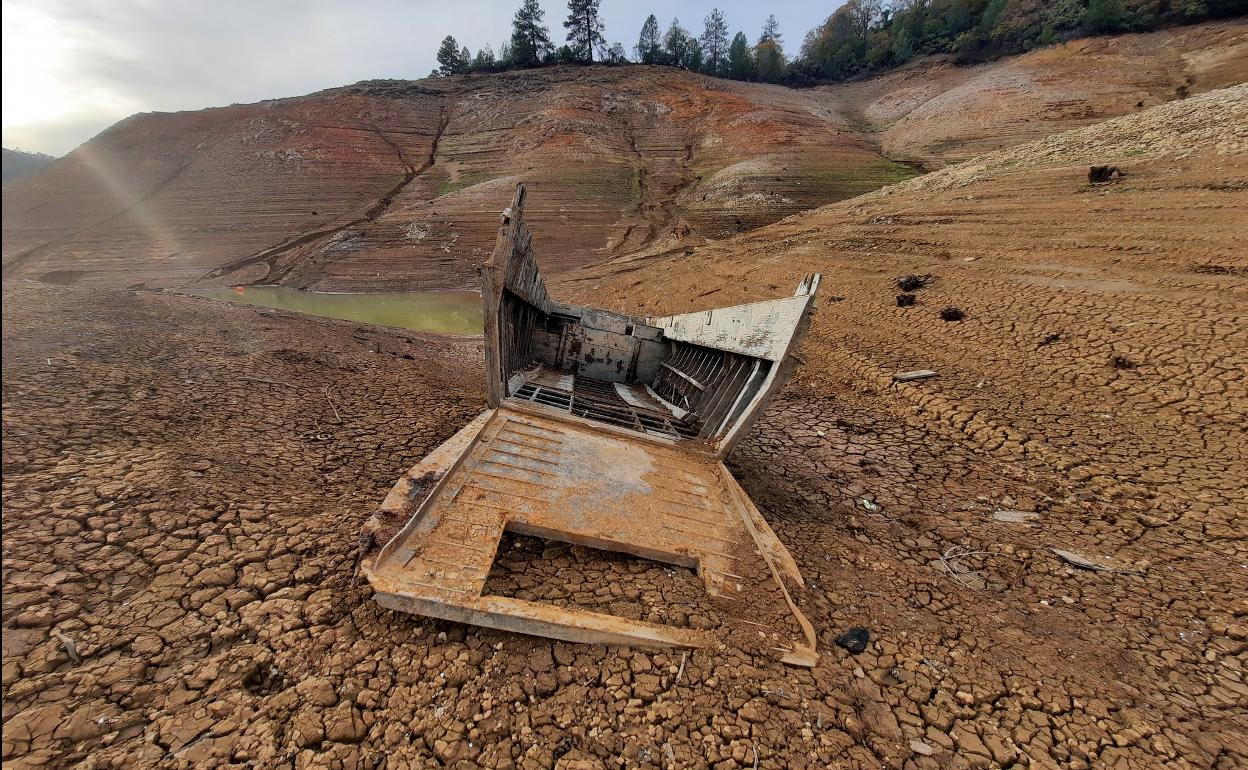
[363,184,821,664]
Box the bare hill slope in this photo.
[2,20,1244,292]
[831,19,1247,168]
[2,149,56,185]
[0,69,912,292]
[564,82,1247,549]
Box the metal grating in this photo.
[512,376,699,440]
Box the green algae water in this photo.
[189,286,482,334]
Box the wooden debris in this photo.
[1051,548,1114,572]
[54,631,80,664]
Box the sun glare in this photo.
[1,2,77,129]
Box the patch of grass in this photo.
[437,173,497,197]
[805,160,920,198]
[555,166,637,203]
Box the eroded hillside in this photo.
[831,19,1247,168]
[0,69,911,292]
[562,83,1248,521]
[3,20,1244,293]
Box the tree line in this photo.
[796,0,1246,82]
[434,0,1246,84]
[435,0,795,83]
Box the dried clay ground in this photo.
[4,83,1248,770]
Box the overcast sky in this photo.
[2,0,846,156]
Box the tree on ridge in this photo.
[510,0,553,67]
[700,9,730,76]
[564,0,606,63]
[436,35,469,75]
[636,14,662,63]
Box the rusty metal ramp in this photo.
[364,406,817,665]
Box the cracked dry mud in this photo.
[4,242,1246,770]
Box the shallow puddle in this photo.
[187,285,483,334]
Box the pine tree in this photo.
[663,18,693,67]
[686,38,704,72]
[510,0,552,67]
[605,42,628,63]
[471,45,497,72]
[564,0,606,63]
[700,9,730,76]
[663,18,692,68]
[759,14,782,45]
[436,35,469,75]
[727,31,752,80]
[635,14,662,64]
[754,15,785,82]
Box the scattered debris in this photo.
[992,509,1039,525]
[938,545,1021,590]
[323,385,343,424]
[835,627,870,654]
[898,273,928,290]
[892,369,937,383]
[909,739,935,756]
[323,228,364,252]
[896,293,916,307]
[1088,165,1125,184]
[1051,548,1116,572]
[54,631,80,664]
[939,307,965,322]
[1192,263,1248,276]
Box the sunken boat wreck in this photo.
[362,185,822,665]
